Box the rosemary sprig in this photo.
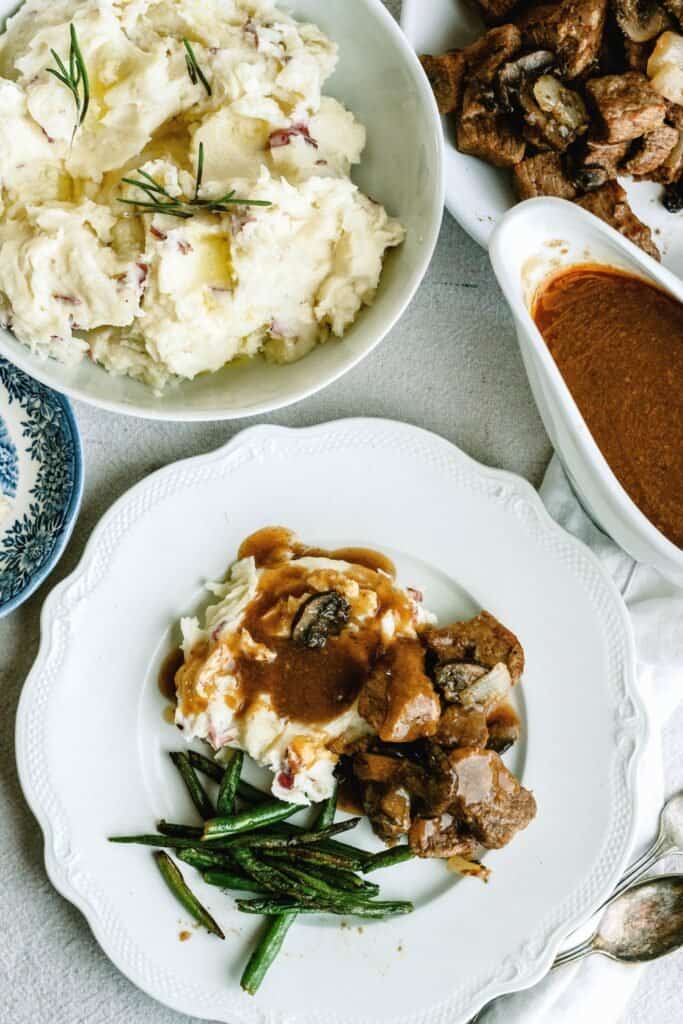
[118,142,271,219]
[46,24,90,138]
[183,38,212,96]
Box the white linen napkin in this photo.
[480,456,683,1024]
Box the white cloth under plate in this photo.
[481,456,683,1024]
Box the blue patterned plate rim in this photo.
[0,358,83,617]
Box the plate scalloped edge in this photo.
[15,418,647,1024]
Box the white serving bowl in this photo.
[490,197,683,585]
[0,0,443,421]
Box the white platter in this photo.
[401,0,683,273]
[16,418,645,1024]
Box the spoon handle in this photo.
[552,936,595,969]
[592,833,673,917]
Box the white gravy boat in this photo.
[489,197,683,585]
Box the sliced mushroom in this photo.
[497,50,555,111]
[459,662,512,713]
[291,590,350,648]
[615,0,670,42]
[572,164,612,190]
[521,75,589,151]
[433,661,488,703]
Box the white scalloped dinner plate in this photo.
[16,419,645,1024]
[401,0,683,272]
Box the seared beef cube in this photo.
[436,706,490,748]
[586,72,666,142]
[463,24,522,84]
[457,82,526,165]
[623,123,679,174]
[420,743,460,814]
[358,638,440,743]
[575,180,660,256]
[420,51,466,114]
[520,0,608,78]
[651,129,683,179]
[449,748,536,848]
[409,816,479,859]
[513,152,578,198]
[583,135,631,172]
[362,782,412,842]
[520,74,589,151]
[353,752,405,784]
[472,0,523,24]
[424,610,525,683]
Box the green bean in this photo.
[187,749,224,783]
[203,869,268,894]
[266,842,365,871]
[177,848,236,872]
[108,834,205,850]
[217,750,243,816]
[290,861,380,896]
[153,851,224,938]
[240,912,297,995]
[231,847,318,900]
[236,897,414,919]
[262,858,343,899]
[362,845,415,874]
[314,780,338,831]
[170,751,215,819]
[157,821,203,839]
[187,751,269,804]
[232,817,360,850]
[202,801,298,841]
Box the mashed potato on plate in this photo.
[0,0,404,391]
[174,528,435,804]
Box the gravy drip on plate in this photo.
[533,266,683,548]
[234,528,411,726]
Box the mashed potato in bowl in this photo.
[173,528,436,804]
[0,0,405,391]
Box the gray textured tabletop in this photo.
[1,3,681,1022]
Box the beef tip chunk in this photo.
[353,751,405,784]
[463,24,522,83]
[362,782,412,842]
[420,51,466,114]
[519,0,608,78]
[623,123,679,174]
[575,180,661,257]
[486,703,521,754]
[514,151,578,198]
[449,748,536,848]
[472,0,523,24]
[586,72,666,142]
[358,638,440,743]
[582,135,631,173]
[424,610,525,683]
[519,75,588,153]
[419,742,461,814]
[651,129,683,179]
[436,705,490,748]
[457,81,527,166]
[409,816,479,859]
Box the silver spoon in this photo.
[470,875,683,1022]
[591,793,683,916]
[553,873,683,968]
